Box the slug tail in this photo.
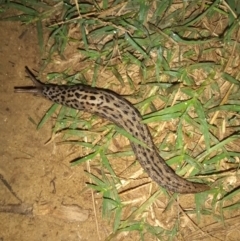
[14,67,43,95]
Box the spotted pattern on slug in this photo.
[15,68,210,194]
[38,84,209,194]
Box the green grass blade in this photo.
[125,33,149,59]
[71,150,101,166]
[37,103,59,129]
[194,99,210,150]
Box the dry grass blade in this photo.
[184,215,240,241]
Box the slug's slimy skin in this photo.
[15,67,209,194]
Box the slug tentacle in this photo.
[14,67,44,95]
[15,67,210,194]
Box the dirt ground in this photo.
[0,18,240,241]
[0,21,114,241]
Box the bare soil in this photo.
[0,21,112,241]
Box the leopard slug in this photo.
[14,67,209,194]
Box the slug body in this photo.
[15,68,209,194]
